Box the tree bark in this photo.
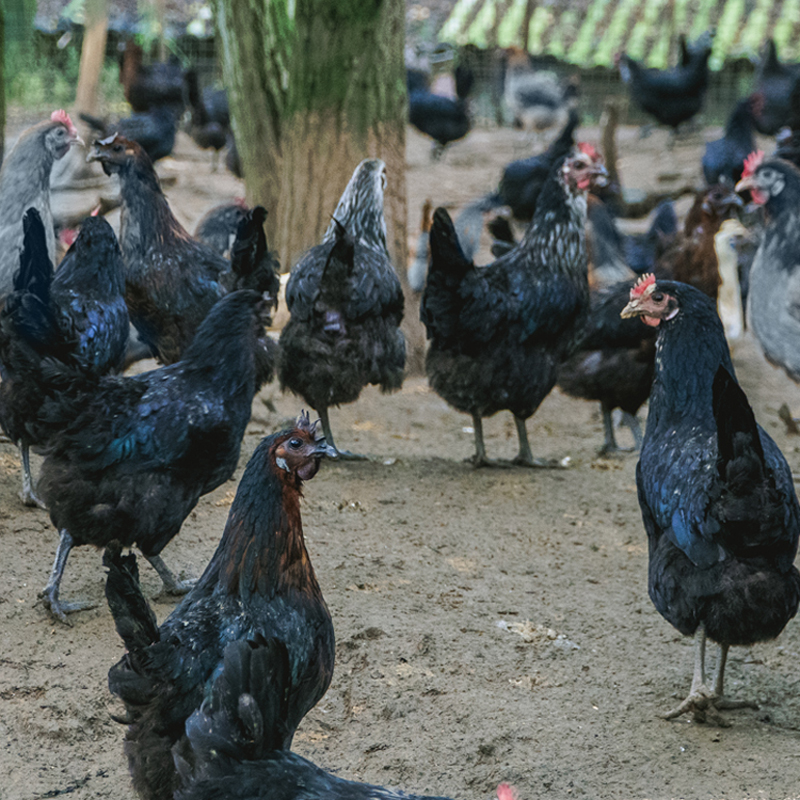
[74,0,109,116]
[216,0,425,372]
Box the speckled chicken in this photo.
[421,147,607,466]
[88,135,279,365]
[0,209,128,507]
[621,275,800,725]
[0,111,82,302]
[105,414,336,800]
[279,159,405,458]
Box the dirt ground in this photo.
[2,118,800,800]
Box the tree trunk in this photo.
[74,0,109,116]
[216,0,425,372]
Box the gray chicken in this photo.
[0,111,83,302]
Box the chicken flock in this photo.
[3,28,800,800]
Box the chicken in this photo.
[32,289,275,623]
[734,151,800,410]
[421,147,607,466]
[193,199,250,257]
[654,183,743,300]
[714,218,750,344]
[620,275,800,725]
[279,159,404,458]
[79,106,177,163]
[104,413,336,800]
[408,64,473,160]
[618,33,712,136]
[119,40,185,114]
[175,638,496,800]
[87,135,279,365]
[702,96,760,187]
[502,49,578,142]
[0,209,129,507]
[0,111,82,302]
[557,280,656,453]
[489,108,579,223]
[621,200,678,274]
[752,39,800,136]
[585,196,636,289]
[183,70,229,169]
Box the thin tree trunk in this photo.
[75,0,109,116]
[217,0,424,370]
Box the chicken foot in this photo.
[318,406,366,461]
[466,413,505,468]
[146,554,195,596]
[40,530,97,625]
[19,443,47,509]
[599,405,643,455]
[510,415,563,468]
[661,626,757,727]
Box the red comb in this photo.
[742,150,764,179]
[496,784,518,800]
[51,109,77,138]
[578,142,600,161]
[630,273,656,299]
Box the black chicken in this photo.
[408,64,474,160]
[0,209,128,507]
[621,275,800,725]
[618,33,712,136]
[421,147,607,466]
[701,97,760,187]
[120,41,185,115]
[279,159,405,458]
[557,280,656,453]
[105,413,336,800]
[33,290,275,623]
[622,201,678,274]
[88,135,279,365]
[193,200,250,257]
[80,107,177,163]
[752,39,800,136]
[174,638,476,800]
[184,70,229,169]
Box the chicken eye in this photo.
[289,438,302,449]
[652,292,664,302]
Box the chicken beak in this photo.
[86,146,102,163]
[592,164,609,187]
[315,439,338,459]
[71,133,86,148]
[620,298,642,319]
[734,175,752,193]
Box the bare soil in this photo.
[2,120,800,800]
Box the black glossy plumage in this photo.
[493,109,579,222]
[80,107,177,162]
[558,281,655,447]
[106,421,335,800]
[701,98,758,186]
[279,161,404,435]
[421,159,590,448]
[752,39,800,136]
[34,290,274,615]
[622,201,678,274]
[223,206,281,304]
[88,136,279,365]
[194,201,249,257]
[0,209,128,502]
[184,71,229,159]
[619,35,712,131]
[174,640,455,800]
[635,282,800,647]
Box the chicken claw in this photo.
[146,554,195,597]
[39,587,97,626]
[661,686,757,728]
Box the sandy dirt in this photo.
[2,119,800,800]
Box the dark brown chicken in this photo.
[88,135,279,366]
[105,413,336,800]
[655,183,743,300]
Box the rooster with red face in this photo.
[621,274,800,725]
[421,145,607,466]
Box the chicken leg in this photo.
[145,553,195,596]
[599,405,643,455]
[661,625,757,726]
[511,414,563,468]
[20,443,46,509]
[40,530,97,625]
[318,406,366,461]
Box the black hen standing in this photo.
[701,96,760,187]
[175,638,495,800]
[80,107,178,163]
[422,147,607,466]
[105,414,336,800]
[33,290,275,623]
[279,159,405,458]
[88,135,279,365]
[0,209,128,507]
[752,39,800,135]
[621,276,800,725]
